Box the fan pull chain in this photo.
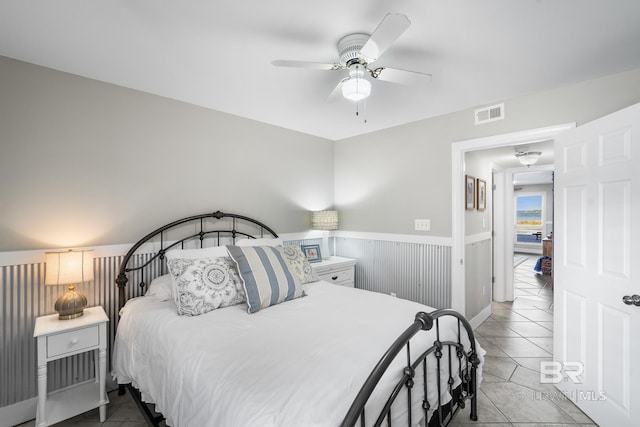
[363,98,367,123]
[355,76,361,117]
[355,98,368,124]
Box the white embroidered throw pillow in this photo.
[167,257,245,316]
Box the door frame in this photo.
[450,123,575,314]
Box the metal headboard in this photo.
[115,210,278,311]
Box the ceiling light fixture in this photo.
[515,151,542,167]
[342,66,371,101]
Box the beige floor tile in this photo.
[536,321,554,331]
[510,357,552,372]
[476,335,510,357]
[450,389,510,425]
[481,382,576,424]
[509,365,558,393]
[476,320,523,338]
[483,337,552,358]
[481,356,518,381]
[512,309,554,322]
[526,337,553,354]
[490,310,531,322]
[503,321,553,338]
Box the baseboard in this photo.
[0,397,36,427]
[469,304,492,330]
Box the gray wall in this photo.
[462,153,494,318]
[334,67,640,236]
[465,238,492,319]
[3,56,640,249]
[0,56,334,252]
[463,156,493,236]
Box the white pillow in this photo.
[145,274,174,301]
[227,246,303,314]
[164,246,229,260]
[167,257,245,316]
[163,246,231,304]
[235,238,283,247]
[275,245,319,284]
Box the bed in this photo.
[112,211,483,426]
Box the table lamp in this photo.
[45,249,94,319]
[311,210,338,259]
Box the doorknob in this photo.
[622,295,640,306]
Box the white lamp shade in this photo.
[45,249,94,285]
[342,77,371,101]
[312,210,339,230]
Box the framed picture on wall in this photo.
[477,178,487,211]
[465,175,476,210]
[301,244,322,263]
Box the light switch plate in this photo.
[415,219,431,231]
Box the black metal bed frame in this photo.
[115,210,278,312]
[341,310,479,427]
[114,210,479,427]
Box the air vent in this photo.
[475,103,505,125]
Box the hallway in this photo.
[453,254,596,426]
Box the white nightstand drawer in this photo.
[317,267,354,285]
[47,326,99,358]
[311,256,356,288]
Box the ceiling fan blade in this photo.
[271,60,342,70]
[327,77,350,102]
[359,13,411,63]
[373,67,432,85]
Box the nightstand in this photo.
[33,306,109,427]
[312,256,356,287]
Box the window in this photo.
[515,193,544,244]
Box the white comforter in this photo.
[113,281,483,427]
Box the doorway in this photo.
[450,123,574,318]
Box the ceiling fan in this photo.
[272,13,432,102]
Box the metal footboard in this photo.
[341,310,480,427]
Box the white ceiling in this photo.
[467,139,555,168]
[1,0,639,141]
[466,139,555,185]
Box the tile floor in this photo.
[17,254,596,427]
[16,387,149,427]
[452,254,596,427]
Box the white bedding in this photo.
[113,281,484,427]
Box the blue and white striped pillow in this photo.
[227,245,304,314]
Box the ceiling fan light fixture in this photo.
[342,77,371,101]
[515,151,542,166]
[342,66,371,101]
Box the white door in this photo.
[554,102,640,426]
